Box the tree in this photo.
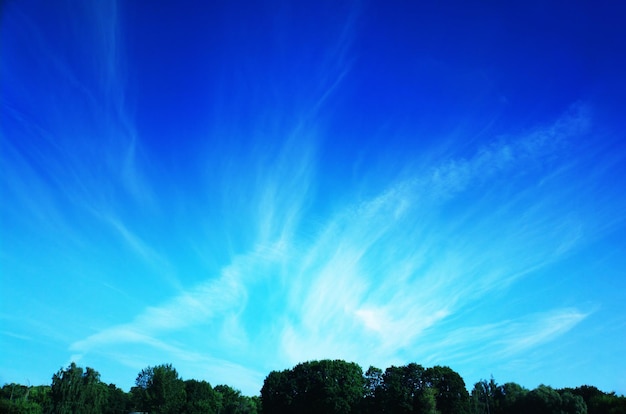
[0,384,46,414]
[363,366,384,413]
[260,369,294,414]
[424,366,469,414]
[29,385,52,413]
[470,379,529,414]
[296,360,364,413]
[133,363,186,414]
[378,363,426,413]
[51,362,108,414]
[414,386,440,414]
[560,391,587,414]
[103,383,129,414]
[260,360,364,414]
[569,386,626,414]
[523,385,563,414]
[471,378,501,414]
[183,379,218,414]
[215,384,259,414]
[498,382,527,414]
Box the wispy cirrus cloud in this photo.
[8,1,610,396]
[1,0,151,218]
[4,0,625,397]
[277,104,595,363]
[419,308,590,366]
[66,103,617,394]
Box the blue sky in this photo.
[1,0,625,396]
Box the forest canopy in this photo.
[1,359,624,414]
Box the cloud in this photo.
[419,308,590,366]
[4,0,625,396]
[499,309,589,356]
[66,102,609,394]
[1,331,33,341]
[71,260,249,353]
[271,103,598,368]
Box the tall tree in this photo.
[260,369,294,414]
[261,360,363,414]
[414,386,440,414]
[295,360,364,413]
[523,385,563,414]
[363,366,384,413]
[379,363,426,413]
[424,366,469,414]
[183,379,218,414]
[568,385,626,414]
[497,382,527,414]
[133,363,186,414]
[471,379,500,414]
[214,384,259,414]
[560,391,587,414]
[103,383,129,414]
[0,383,47,414]
[51,362,107,414]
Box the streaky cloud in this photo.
[68,102,614,394]
[420,308,590,365]
[3,0,625,396]
[275,103,603,368]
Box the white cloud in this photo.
[499,309,589,356]
[65,102,610,395]
[419,308,590,366]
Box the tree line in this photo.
[1,359,624,414]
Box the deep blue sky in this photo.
[2,0,626,396]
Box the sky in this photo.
[1,0,626,397]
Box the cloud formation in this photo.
[66,103,613,393]
[3,0,625,396]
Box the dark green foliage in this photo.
[293,360,364,413]
[364,366,383,398]
[516,384,588,414]
[497,382,527,414]
[560,391,587,414]
[471,378,524,414]
[0,384,29,401]
[51,363,107,414]
[29,386,52,413]
[132,363,186,414]
[103,383,129,414]
[0,396,44,414]
[260,369,294,414]
[568,386,626,414]
[3,359,625,414]
[215,384,260,414]
[424,365,470,414]
[183,379,218,414]
[469,379,600,414]
[414,386,440,414]
[0,383,44,413]
[251,396,263,414]
[362,366,383,413]
[260,359,364,414]
[523,385,564,414]
[378,363,426,413]
[471,380,488,414]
